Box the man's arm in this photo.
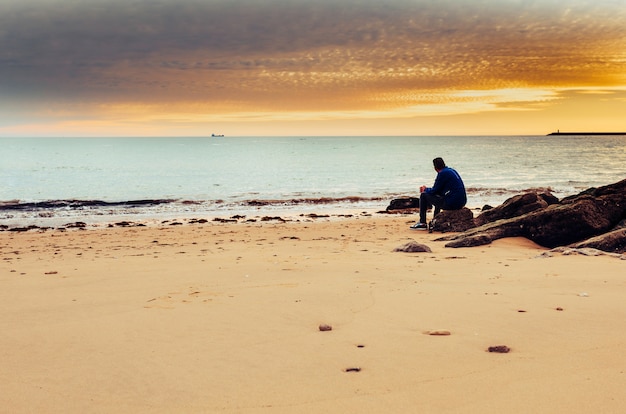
[425,169,449,195]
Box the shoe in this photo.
[410,222,428,230]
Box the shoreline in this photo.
[0,186,593,230]
[0,205,496,233]
[0,199,487,231]
[2,215,625,413]
[0,206,395,231]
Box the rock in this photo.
[260,216,286,222]
[430,208,475,232]
[393,240,432,253]
[8,226,34,232]
[247,200,269,206]
[540,192,560,205]
[567,248,607,256]
[213,217,238,223]
[64,221,87,228]
[547,246,625,259]
[386,197,420,212]
[571,227,626,254]
[614,219,626,230]
[305,213,330,218]
[318,324,333,332]
[488,345,511,353]
[444,233,493,248]
[427,329,451,336]
[438,179,626,249]
[475,191,555,226]
[523,196,624,247]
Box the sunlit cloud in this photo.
[1,0,625,135]
[82,87,561,126]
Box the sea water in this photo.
[1,135,625,226]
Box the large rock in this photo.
[474,191,557,226]
[386,197,419,211]
[430,208,475,232]
[443,233,494,248]
[438,179,626,249]
[571,227,626,254]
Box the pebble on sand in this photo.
[318,324,333,332]
[393,241,432,253]
[427,329,451,336]
[488,345,511,353]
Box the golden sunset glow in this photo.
[1,0,625,136]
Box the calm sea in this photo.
[1,135,625,226]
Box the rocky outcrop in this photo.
[474,191,558,226]
[436,179,626,251]
[571,226,626,254]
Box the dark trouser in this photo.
[419,192,445,223]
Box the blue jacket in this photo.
[424,166,467,209]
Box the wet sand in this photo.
[1,215,625,413]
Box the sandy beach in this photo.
[1,214,625,413]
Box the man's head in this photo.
[433,157,446,171]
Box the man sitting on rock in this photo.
[411,157,467,230]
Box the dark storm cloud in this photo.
[0,1,325,99]
[1,0,625,105]
[1,1,379,69]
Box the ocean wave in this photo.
[0,199,177,211]
[0,196,385,211]
[464,186,556,196]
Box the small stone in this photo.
[318,324,333,332]
[345,367,361,372]
[428,329,451,336]
[488,345,511,353]
[393,240,432,253]
[556,307,564,311]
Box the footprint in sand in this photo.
[144,287,219,309]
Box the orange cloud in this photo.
[1,0,625,136]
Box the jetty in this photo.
[547,131,626,136]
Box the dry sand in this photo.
[1,215,625,413]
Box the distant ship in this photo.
[211,133,225,137]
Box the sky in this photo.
[1,0,625,137]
